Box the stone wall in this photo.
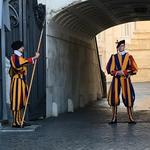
[127,31,150,82]
[46,22,103,117]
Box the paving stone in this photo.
[0,82,150,150]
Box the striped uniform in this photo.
[106,52,138,107]
[10,54,33,112]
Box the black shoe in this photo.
[108,118,117,124]
[128,120,136,124]
[23,122,31,126]
[12,124,21,128]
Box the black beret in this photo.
[11,40,24,50]
[116,40,125,48]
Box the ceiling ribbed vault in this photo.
[53,0,150,38]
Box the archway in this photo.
[45,0,150,117]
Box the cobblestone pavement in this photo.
[1,82,150,150]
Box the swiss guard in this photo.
[9,41,40,127]
[106,40,138,124]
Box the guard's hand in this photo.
[116,70,124,76]
[35,52,40,59]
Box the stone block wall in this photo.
[46,22,103,117]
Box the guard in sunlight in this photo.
[106,40,138,124]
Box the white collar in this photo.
[118,50,127,56]
[14,50,22,56]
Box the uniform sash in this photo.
[118,53,128,98]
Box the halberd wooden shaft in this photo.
[21,20,45,127]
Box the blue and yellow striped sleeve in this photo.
[106,54,117,76]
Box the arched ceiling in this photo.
[53,0,150,38]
